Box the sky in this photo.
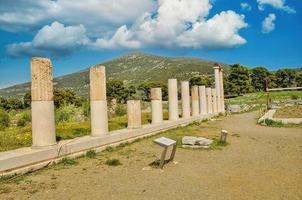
[0,0,301,88]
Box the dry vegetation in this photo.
[274,105,302,118]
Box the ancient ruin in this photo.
[0,60,226,175]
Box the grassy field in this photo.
[226,91,302,106]
[0,111,169,152]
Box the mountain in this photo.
[0,52,230,98]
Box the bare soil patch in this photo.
[1,112,302,200]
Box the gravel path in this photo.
[1,112,302,200]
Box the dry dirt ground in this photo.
[1,112,302,200]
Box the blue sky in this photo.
[0,0,301,88]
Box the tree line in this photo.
[1,65,301,110]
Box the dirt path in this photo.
[1,112,302,200]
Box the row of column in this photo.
[30,58,224,148]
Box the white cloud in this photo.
[0,0,156,34]
[6,0,248,56]
[262,13,276,33]
[257,0,296,13]
[7,22,90,56]
[93,0,247,50]
[240,3,252,11]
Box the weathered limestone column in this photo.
[168,79,179,120]
[90,65,108,137]
[191,86,200,117]
[212,88,218,114]
[181,81,190,118]
[206,88,213,114]
[127,100,142,128]
[214,65,222,112]
[220,68,225,113]
[198,86,207,115]
[151,88,163,124]
[31,57,56,147]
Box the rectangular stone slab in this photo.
[154,137,176,147]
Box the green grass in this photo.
[227,91,302,106]
[0,110,170,152]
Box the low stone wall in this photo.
[0,114,213,176]
[258,109,302,124]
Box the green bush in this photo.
[115,104,127,116]
[17,110,31,127]
[58,157,78,166]
[86,150,97,158]
[105,158,121,166]
[55,104,84,123]
[0,110,10,127]
[291,94,299,100]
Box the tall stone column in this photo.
[212,88,218,114]
[127,100,141,128]
[214,65,222,112]
[220,68,225,113]
[206,88,213,114]
[191,86,199,117]
[90,65,108,137]
[198,86,207,115]
[151,88,163,124]
[168,79,179,120]
[181,81,190,118]
[31,57,56,147]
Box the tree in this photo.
[189,75,212,87]
[138,81,167,101]
[53,89,78,107]
[296,74,302,87]
[107,80,135,103]
[250,67,269,91]
[23,92,31,108]
[275,69,298,88]
[227,64,253,95]
[5,98,23,110]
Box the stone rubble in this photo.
[182,136,213,148]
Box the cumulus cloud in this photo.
[240,3,252,11]
[7,22,90,57]
[5,0,248,56]
[93,0,247,50]
[262,13,276,33]
[0,0,156,34]
[257,0,296,13]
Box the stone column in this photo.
[168,79,179,120]
[214,66,222,112]
[151,88,163,124]
[181,81,190,118]
[198,86,207,115]
[90,65,108,137]
[206,88,213,114]
[212,88,218,114]
[127,100,141,128]
[191,86,199,117]
[31,57,56,147]
[220,68,225,113]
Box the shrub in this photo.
[55,104,84,123]
[0,110,10,127]
[58,158,78,166]
[105,158,121,166]
[17,110,31,127]
[291,94,298,100]
[86,150,97,158]
[115,104,127,116]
